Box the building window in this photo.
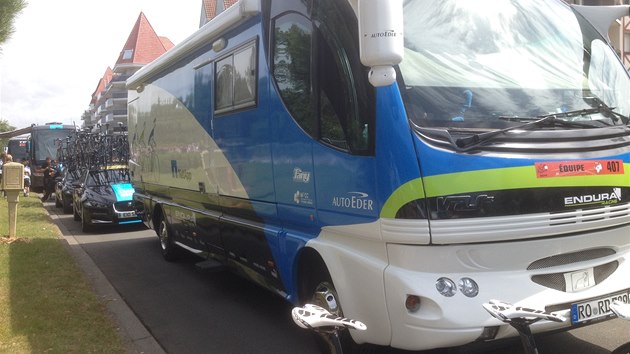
[122,49,133,60]
[214,41,258,113]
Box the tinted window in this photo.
[215,41,257,113]
[233,46,257,106]
[273,13,314,135]
[271,5,373,154]
[215,56,233,111]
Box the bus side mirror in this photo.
[358,0,404,87]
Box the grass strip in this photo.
[0,195,127,353]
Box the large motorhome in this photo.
[127,0,630,350]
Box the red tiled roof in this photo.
[159,36,175,51]
[203,0,217,20]
[90,67,113,104]
[116,12,173,66]
[202,0,238,23]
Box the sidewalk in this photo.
[45,201,166,354]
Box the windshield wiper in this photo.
[454,112,598,151]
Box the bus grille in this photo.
[527,248,616,270]
[531,261,618,292]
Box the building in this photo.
[200,0,238,27]
[83,13,174,130]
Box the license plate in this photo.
[570,291,630,324]
[118,211,136,218]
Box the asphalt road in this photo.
[45,202,630,354]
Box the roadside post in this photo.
[1,162,25,238]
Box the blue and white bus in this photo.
[127,0,630,350]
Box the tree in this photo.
[0,118,17,151]
[0,0,27,46]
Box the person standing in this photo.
[0,152,5,197]
[40,157,54,202]
[22,159,31,197]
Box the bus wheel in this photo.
[304,271,368,354]
[158,218,180,262]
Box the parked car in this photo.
[55,168,79,214]
[72,166,144,232]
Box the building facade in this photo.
[83,13,173,130]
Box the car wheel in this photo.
[81,208,92,232]
[73,203,80,221]
[158,218,180,262]
[63,199,73,214]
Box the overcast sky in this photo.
[0,0,201,130]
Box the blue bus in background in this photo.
[127,0,630,350]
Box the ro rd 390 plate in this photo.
[571,291,630,325]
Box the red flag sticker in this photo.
[535,160,624,178]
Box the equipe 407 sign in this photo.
[535,160,624,178]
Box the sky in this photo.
[0,0,201,130]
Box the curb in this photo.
[46,203,166,354]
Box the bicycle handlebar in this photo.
[483,300,566,324]
[291,304,367,331]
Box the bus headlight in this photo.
[436,277,457,297]
[458,277,479,298]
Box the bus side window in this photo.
[272,9,373,155]
[317,27,352,151]
[272,13,315,136]
[215,41,257,114]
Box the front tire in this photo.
[73,204,80,221]
[81,208,92,233]
[63,198,73,214]
[302,262,364,354]
[158,218,180,261]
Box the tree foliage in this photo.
[0,0,27,46]
[0,118,17,151]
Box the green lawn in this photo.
[0,195,127,353]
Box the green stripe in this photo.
[380,178,425,218]
[380,163,630,218]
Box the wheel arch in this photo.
[296,246,331,304]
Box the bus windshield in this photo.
[32,128,75,164]
[7,138,29,162]
[400,0,630,130]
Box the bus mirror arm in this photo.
[571,5,630,43]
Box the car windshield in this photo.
[400,0,630,130]
[86,169,130,187]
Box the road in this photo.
[45,203,630,354]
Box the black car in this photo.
[72,167,144,232]
[55,169,79,214]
